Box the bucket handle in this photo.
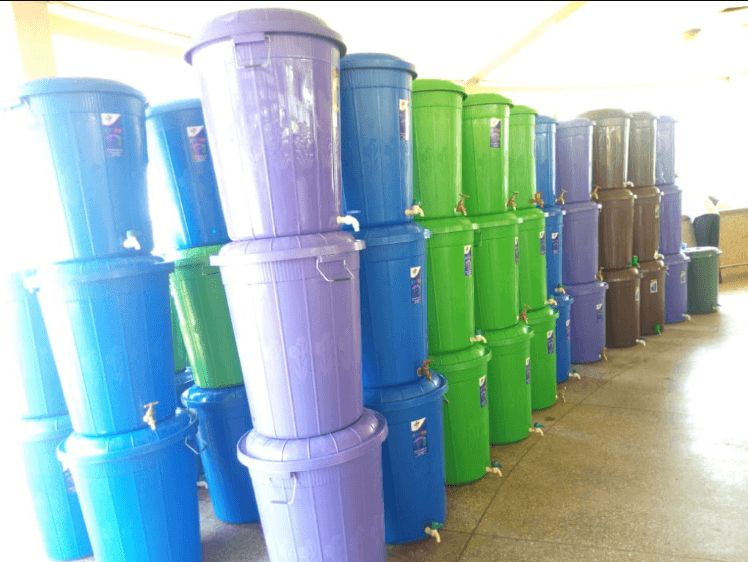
[234,33,272,69]
[316,257,355,283]
[270,473,298,505]
[184,435,208,456]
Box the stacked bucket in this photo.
[145,99,259,525]
[555,118,608,364]
[12,78,202,561]
[185,10,388,561]
[338,55,449,545]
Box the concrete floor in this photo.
[17,275,748,562]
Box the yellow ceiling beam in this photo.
[10,1,57,80]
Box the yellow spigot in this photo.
[545,298,558,306]
[591,185,600,201]
[596,267,604,281]
[556,189,567,205]
[506,191,518,211]
[417,359,434,382]
[530,192,544,207]
[404,204,424,217]
[601,347,608,361]
[455,194,469,216]
[143,402,159,430]
[470,334,487,343]
[424,526,442,543]
[518,304,531,324]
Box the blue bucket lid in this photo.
[664,252,690,266]
[28,255,174,289]
[563,280,609,296]
[182,383,248,410]
[559,200,601,216]
[174,367,194,388]
[18,77,146,102]
[186,8,346,64]
[658,115,677,124]
[354,223,430,248]
[551,293,574,309]
[238,408,387,474]
[59,409,197,465]
[18,414,72,443]
[341,53,416,77]
[545,206,565,219]
[363,373,447,413]
[146,99,203,119]
[536,115,557,125]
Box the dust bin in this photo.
[357,224,429,388]
[509,105,539,210]
[11,78,153,262]
[461,93,513,215]
[552,294,574,383]
[146,99,229,250]
[526,306,559,411]
[559,200,601,285]
[535,115,557,209]
[664,252,690,323]
[363,374,448,544]
[516,208,548,311]
[473,213,521,332]
[238,409,388,562]
[212,232,365,439]
[484,324,533,444]
[430,344,492,485]
[564,281,608,364]
[596,188,635,270]
[578,109,630,190]
[627,111,657,188]
[630,186,662,263]
[602,267,642,348]
[555,119,593,204]
[639,259,667,336]
[659,183,682,255]
[545,207,565,294]
[18,415,92,561]
[656,115,676,186]
[185,9,347,240]
[29,256,177,436]
[170,245,243,389]
[182,384,259,524]
[58,409,201,562]
[341,53,418,228]
[4,272,67,419]
[412,79,467,218]
[419,217,476,353]
[684,246,721,314]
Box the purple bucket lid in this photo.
[185,8,346,64]
[564,280,609,296]
[556,118,593,137]
[658,183,680,195]
[559,200,601,216]
[663,252,690,266]
[238,408,388,474]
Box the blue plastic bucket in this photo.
[535,115,557,208]
[341,53,418,228]
[545,207,565,294]
[30,256,177,436]
[19,415,92,561]
[58,409,201,562]
[356,224,429,388]
[364,375,448,544]
[12,78,153,262]
[656,115,676,186]
[3,272,67,419]
[552,294,574,382]
[181,384,259,524]
[564,281,608,363]
[146,99,229,250]
[664,252,690,323]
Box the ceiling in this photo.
[61,1,748,90]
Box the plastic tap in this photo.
[142,402,159,430]
[336,215,360,232]
[417,359,434,382]
[558,386,567,403]
[654,324,662,335]
[470,334,487,343]
[404,204,425,217]
[630,256,639,267]
[625,181,634,188]
[530,422,544,436]
[556,189,567,205]
[424,521,443,543]
[455,194,469,216]
[570,367,581,379]
[545,297,558,307]
[591,185,600,201]
[655,252,665,260]
[530,192,544,207]
[596,267,604,281]
[683,314,692,321]
[506,191,518,210]
[637,338,646,347]
[601,347,608,361]
[518,304,531,323]
[486,460,503,476]
[555,284,566,294]
[123,230,142,251]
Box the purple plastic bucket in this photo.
[238,409,388,562]
[212,232,365,439]
[664,252,690,323]
[185,9,347,240]
[556,119,593,204]
[559,201,601,285]
[659,183,682,255]
[564,281,608,363]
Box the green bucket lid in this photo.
[412,79,466,98]
[430,343,491,373]
[514,208,546,230]
[463,93,513,107]
[473,212,521,230]
[683,246,722,259]
[526,306,559,324]
[169,244,223,268]
[419,216,476,236]
[510,104,537,115]
[485,323,534,347]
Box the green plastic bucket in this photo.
[485,324,534,444]
[430,343,491,485]
[421,217,477,354]
[462,93,513,215]
[508,105,539,210]
[685,246,722,314]
[473,213,521,331]
[170,244,243,389]
[412,79,467,219]
[526,306,558,411]
[170,295,188,373]
[515,208,548,311]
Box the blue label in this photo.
[490,118,501,148]
[525,357,531,384]
[464,245,473,277]
[515,237,519,264]
[547,330,555,355]
[552,232,560,255]
[479,376,487,408]
[540,232,546,256]
[411,417,428,457]
[399,99,410,141]
[410,266,422,304]
[566,319,571,341]
[186,126,209,163]
[63,468,76,495]
[102,113,123,157]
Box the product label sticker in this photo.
[681,270,687,284]
[635,286,640,302]
[552,232,560,255]
[540,231,546,256]
[566,318,571,341]
[515,237,520,264]
[479,376,487,408]
[63,468,76,495]
[101,113,123,157]
[525,357,531,384]
[410,266,422,304]
[547,330,555,355]
[399,99,410,141]
[186,126,209,163]
[650,279,658,293]
[411,417,428,457]
[655,205,660,219]
[464,245,473,277]
[332,69,340,114]
[490,118,501,148]
[596,302,604,322]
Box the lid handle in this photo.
[404,204,425,217]
[270,473,298,505]
[316,257,354,283]
[506,191,518,211]
[184,434,208,456]
[234,33,272,69]
[417,359,434,381]
[556,189,567,205]
[455,194,469,216]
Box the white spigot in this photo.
[336,215,360,232]
[404,204,425,217]
[569,372,581,379]
[683,314,692,321]
[470,335,487,343]
[486,465,503,477]
[424,527,441,543]
[123,230,141,251]
[637,338,646,347]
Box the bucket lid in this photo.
[212,231,364,266]
[484,323,534,347]
[340,53,416,77]
[658,115,677,124]
[363,373,448,413]
[463,93,513,107]
[185,8,346,64]
[18,77,146,102]
[473,212,522,230]
[630,111,657,123]
[526,306,559,324]
[563,280,609,296]
[638,259,667,274]
[514,208,546,227]
[630,186,661,199]
[59,409,197,465]
[596,188,635,202]
[418,216,475,236]
[683,246,722,258]
[146,99,202,119]
[429,343,491,373]
[578,108,629,121]
[174,367,194,388]
[29,255,174,289]
[18,414,72,443]
[237,408,388,474]
[354,223,430,248]
[169,244,223,269]
[602,267,642,283]
[663,252,691,266]
[658,183,680,195]
[536,115,557,125]
[182,383,247,409]
[559,200,601,215]
[412,79,466,98]
[511,105,537,116]
[545,206,565,219]
[557,118,593,131]
[551,293,574,308]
